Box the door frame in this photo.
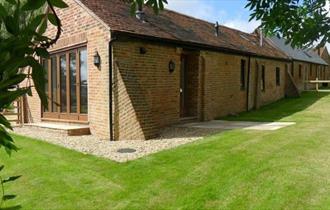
[180,54,186,118]
[180,51,199,118]
[41,46,88,122]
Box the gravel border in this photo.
[13,126,223,162]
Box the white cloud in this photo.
[326,43,330,49]
[167,0,226,22]
[223,19,260,33]
[325,0,330,17]
[165,0,260,33]
[166,0,227,23]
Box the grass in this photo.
[1,92,330,209]
[223,92,329,122]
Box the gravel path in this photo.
[13,126,223,162]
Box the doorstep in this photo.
[24,122,91,136]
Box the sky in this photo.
[165,0,260,33]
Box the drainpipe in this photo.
[109,34,117,141]
[246,55,251,111]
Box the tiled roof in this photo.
[268,36,328,65]
[307,50,329,65]
[79,0,289,60]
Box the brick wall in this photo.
[201,52,289,120]
[201,51,248,120]
[255,58,288,107]
[306,63,323,90]
[25,0,111,139]
[112,41,291,139]
[320,50,330,79]
[112,39,181,140]
[291,61,306,91]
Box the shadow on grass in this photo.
[1,205,22,210]
[221,92,330,122]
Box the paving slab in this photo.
[177,120,295,131]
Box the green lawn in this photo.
[2,92,330,209]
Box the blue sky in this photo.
[166,0,260,33]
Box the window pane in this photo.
[70,52,77,113]
[276,67,280,86]
[79,49,88,114]
[240,60,246,89]
[42,59,48,112]
[261,65,265,91]
[60,55,67,112]
[51,56,57,112]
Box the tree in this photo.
[129,0,167,14]
[246,0,330,48]
[0,0,67,207]
[0,0,66,155]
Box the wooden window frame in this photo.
[261,65,266,92]
[276,67,280,86]
[240,59,246,90]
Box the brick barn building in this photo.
[267,36,328,91]
[24,0,326,140]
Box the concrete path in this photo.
[177,120,295,131]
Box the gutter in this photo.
[246,55,251,111]
[109,34,117,141]
[292,58,328,66]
